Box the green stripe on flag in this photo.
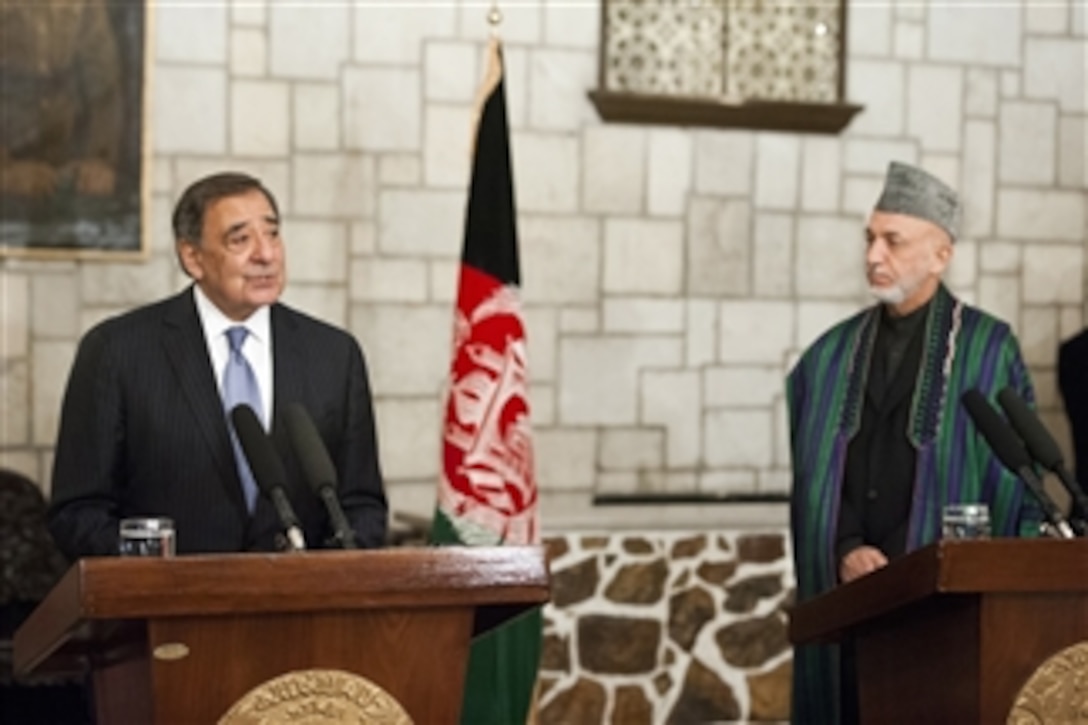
[431,511,543,725]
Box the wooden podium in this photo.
[13,546,550,724]
[789,538,1088,723]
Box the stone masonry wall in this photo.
[538,530,794,723]
[0,2,1085,532]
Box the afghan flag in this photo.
[430,37,541,724]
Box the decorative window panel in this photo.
[591,0,861,134]
[726,1,841,102]
[604,1,727,97]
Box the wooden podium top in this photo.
[789,538,1088,645]
[14,545,550,678]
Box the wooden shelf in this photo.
[589,89,863,135]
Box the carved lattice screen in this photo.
[592,0,860,133]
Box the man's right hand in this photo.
[839,545,888,583]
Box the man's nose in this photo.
[250,232,278,259]
[866,238,886,264]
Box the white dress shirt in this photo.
[193,286,273,429]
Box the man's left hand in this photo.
[839,545,888,583]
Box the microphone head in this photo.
[961,389,1033,473]
[230,404,289,494]
[282,403,338,493]
[996,387,1065,470]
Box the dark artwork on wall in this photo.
[0,0,148,259]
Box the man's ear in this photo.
[933,236,954,273]
[177,240,204,280]
[938,240,953,262]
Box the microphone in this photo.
[961,390,1074,539]
[997,387,1088,535]
[230,404,307,552]
[281,403,357,549]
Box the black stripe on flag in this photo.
[460,53,520,287]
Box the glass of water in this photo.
[941,503,991,540]
[119,517,176,557]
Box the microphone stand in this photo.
[1054,467,1088,536]
[1016,464,1076,540]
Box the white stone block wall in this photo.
[1,0,1085,534]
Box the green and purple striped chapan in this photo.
[786,284,1040,724]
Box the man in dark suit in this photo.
[1059,330,1088,485]
[48,172,388,557]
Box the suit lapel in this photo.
[269,304,309,441]
[162,288,249,517]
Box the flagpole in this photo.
[480,11,541,721]
[480,9,543,723]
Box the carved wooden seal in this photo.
[218,669,413,724]
[1009,642,1088,724]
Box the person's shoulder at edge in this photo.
[1059,327,1088,358]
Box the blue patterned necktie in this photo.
[223,326,263,512]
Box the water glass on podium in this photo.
[119,517,176,556]
[941,503,991,540]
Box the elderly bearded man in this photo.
[787,162,1040,724]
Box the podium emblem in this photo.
[219,668,412,724]
[1009,642,1088,724]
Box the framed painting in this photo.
[0,0,149,260]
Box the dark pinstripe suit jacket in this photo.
[47,287,387,558]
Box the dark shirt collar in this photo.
[881,298,931,338]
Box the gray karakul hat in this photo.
[874,161,961,241]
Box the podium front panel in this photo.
[124,608,475,725]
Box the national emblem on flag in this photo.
[441,269,537,546]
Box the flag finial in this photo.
[488,2,502,28]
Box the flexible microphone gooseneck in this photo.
[997,387,1088,536]
[230,404,307,552]
[282,403,357,549]
[961,390,1074,539]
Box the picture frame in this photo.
[0,0,150,260]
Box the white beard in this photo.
[869,283,907,305]
[869,264,931,308]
